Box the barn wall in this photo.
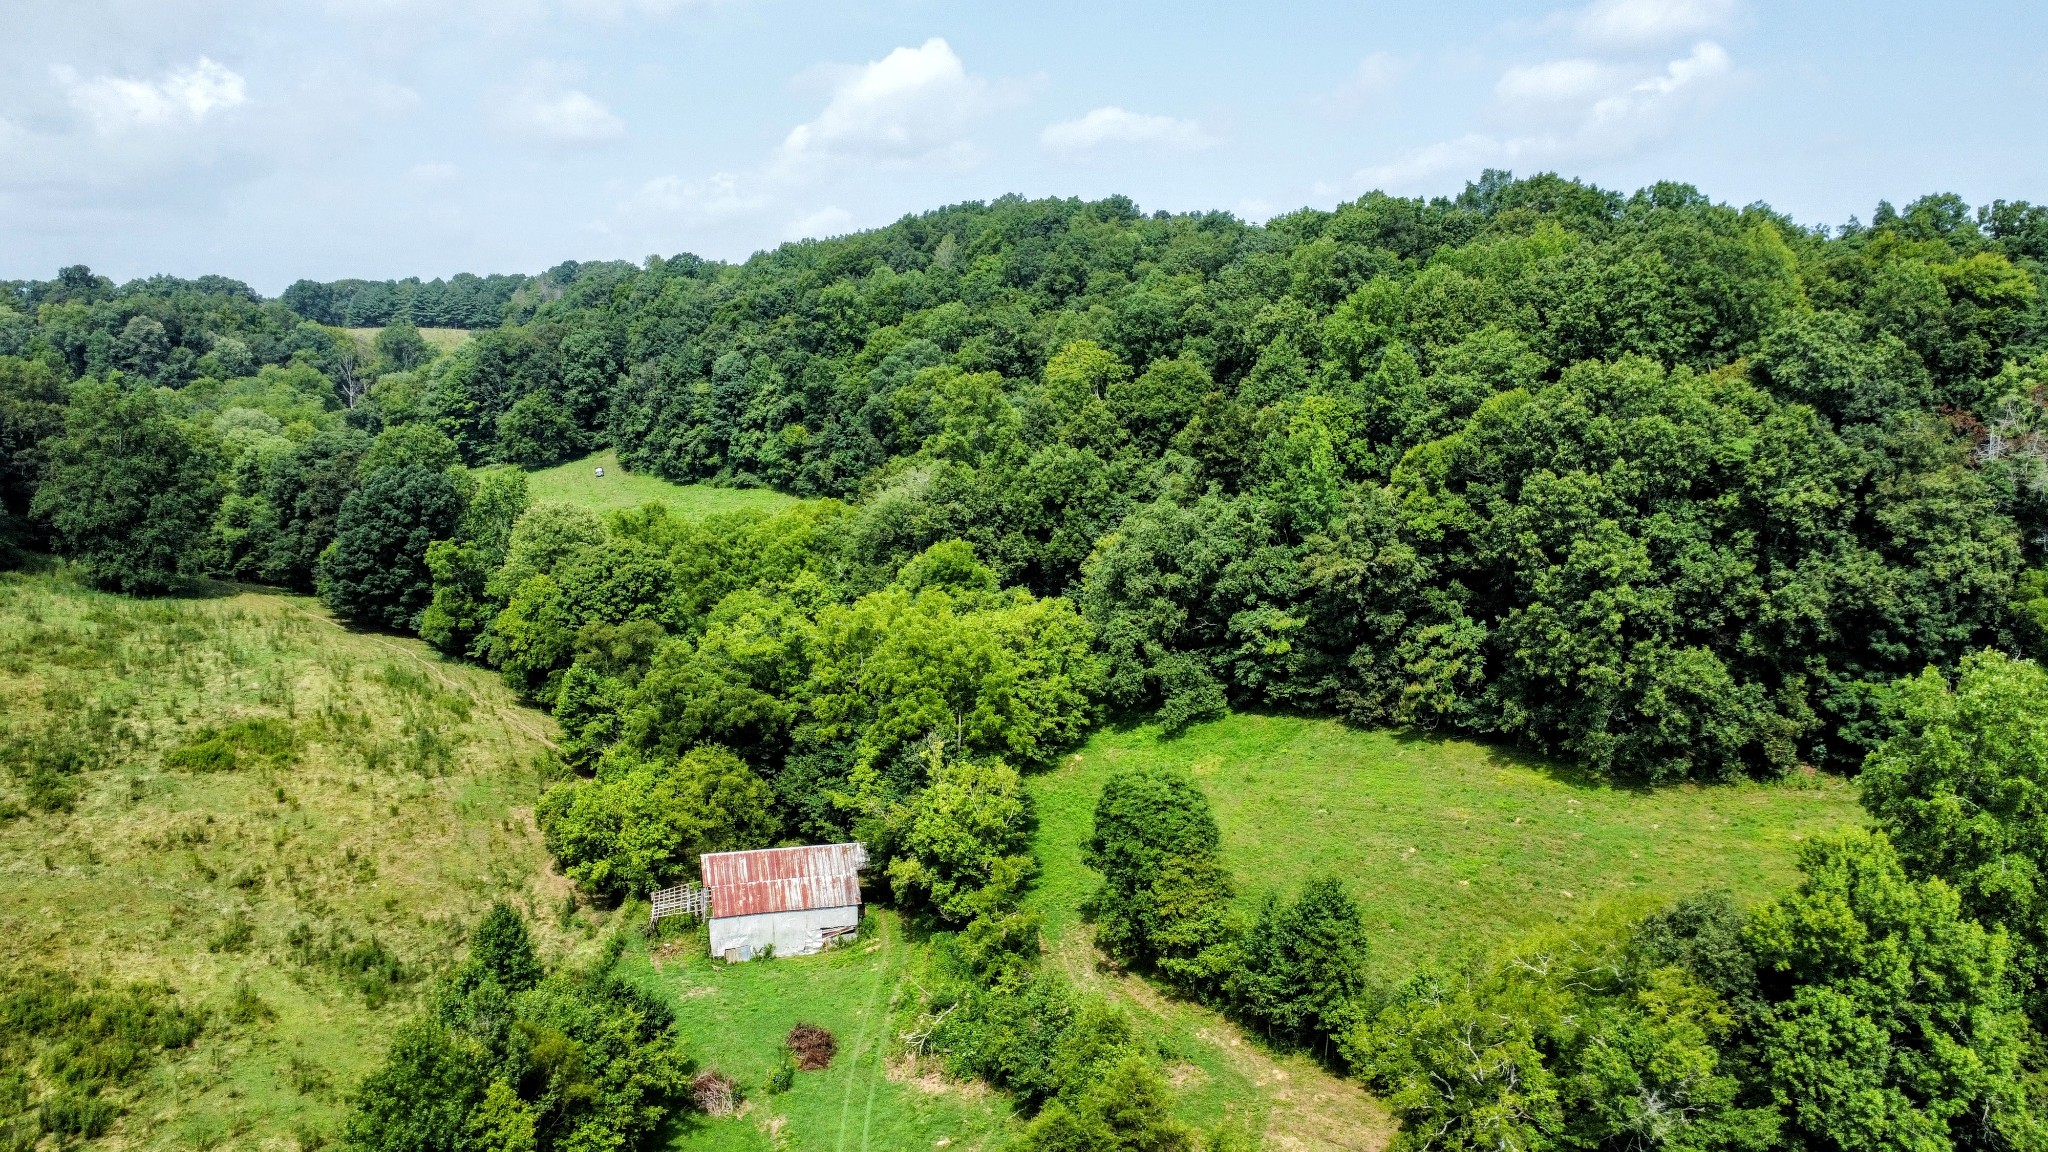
[708,904,860,961]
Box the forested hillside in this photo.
[11,173,2048,780]
[11,170,2048,1150]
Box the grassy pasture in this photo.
[0,567,589,1152]
[619,912,1017,1152]
[1010,714,1864,1150]
[1030,714,1868,982]
[525,451,803,519]
[341,327,472,354]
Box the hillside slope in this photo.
[1032,716,1866,980]
[0,568,576,1152]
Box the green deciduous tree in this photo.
[1746,830,2040,1152]
[32,380,220,593]
[535,746,779,898]
[318,464,465,629]
[1083,764,1237,990]
[887,748,1034,925]
[1860,651,2048,1023]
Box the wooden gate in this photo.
[650,882,711,927]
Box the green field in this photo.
[343,326,472,354]
[1030,714,1868,981]
[618,913,1017,1152]
[525,451,804,518]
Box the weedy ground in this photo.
[0,566,593,1152]
[524,451,804,518]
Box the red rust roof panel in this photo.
[701,842,868,918]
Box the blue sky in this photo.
[3,0,2045,293]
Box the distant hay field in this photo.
[343,326,473,353]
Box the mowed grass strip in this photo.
[1031,713,1867,979]
[524,450,804,518]
[620,912,1015,1152]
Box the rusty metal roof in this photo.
[700,842,868,918]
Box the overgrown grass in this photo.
[524,451,803,518]
[0,566,587,1151]
[618,911,1015,1152]
[1030,713,1868,982]
[342,327,472,354]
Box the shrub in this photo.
[1225,876,1372,1054]
[208,910,255,953]
[165,718,297,773]
[346,908,690,1152]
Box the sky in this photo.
[3,0,2046,294]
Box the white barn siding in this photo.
[708,904,860,962]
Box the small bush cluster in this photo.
[343,904,692,1152]
[916,756,1227,1151]
[0,966,204,1145]
[287,922,412,1006]
[0,713,125,813]
[163,716,298,773]
[1082,763,1372,1062]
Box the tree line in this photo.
[11,175,2048,781]
[280,265,595,331]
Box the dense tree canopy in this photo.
[13,171,2048,1150]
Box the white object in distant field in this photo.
[594,467,605,477]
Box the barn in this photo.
[699,842,868,962]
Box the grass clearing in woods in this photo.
[621,911,1016,1152]
[525,450,804,518]
[342,326,472,354]
[0,565,591,1152]
[1030,713,1869,983]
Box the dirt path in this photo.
[836,914,904,1152]
[1048,927,1395,1152]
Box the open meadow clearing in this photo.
[1030,715,1868,982]
[525,452,804,518]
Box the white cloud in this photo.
[58,57,247,133]
[1355,40,1730,191]
[1320,52,1406,116]
[1040,106,1210,154]
[624,170,762,220]
[498,75,624,144]
[1570,0,1737,51]
[780,38,988,164]
[784,205,853,240]
[1497,57,1618,109]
